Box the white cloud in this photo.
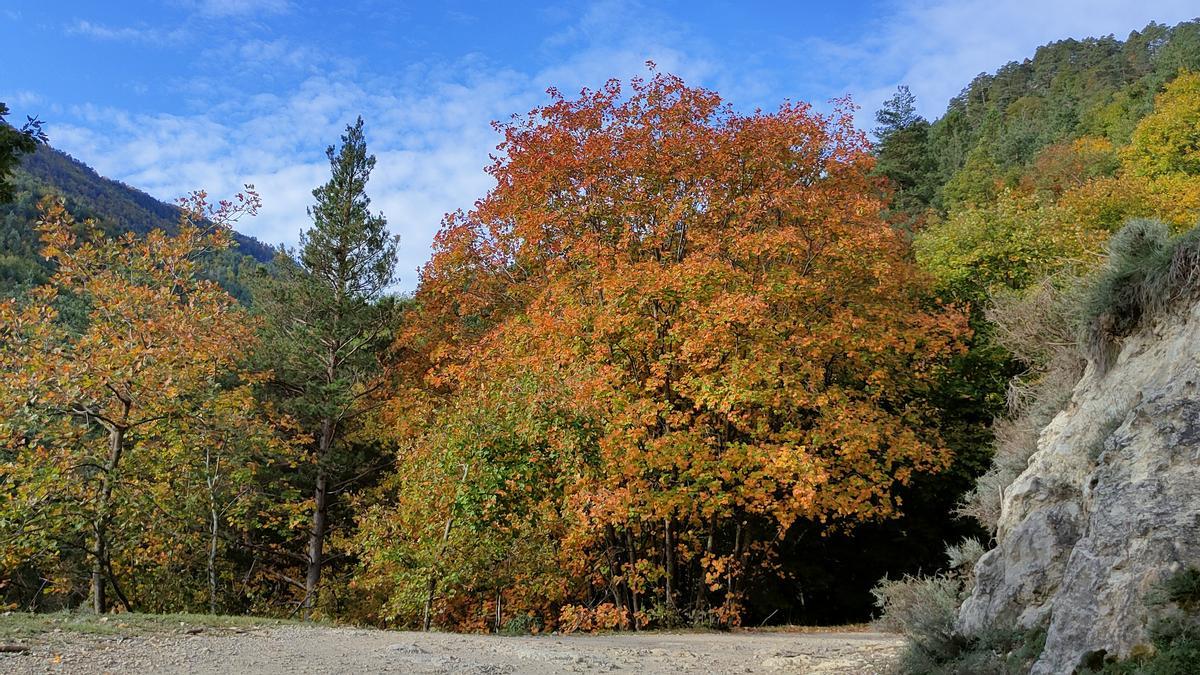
[534,0,718,94]
[188,0,291,17]
[44,1,711,292]
[5,90,42,108]
[49,65,535,290]
[66,19,187,46]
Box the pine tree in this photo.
[874,85,921,141]
[253,117,399,618]
[873,86,936,221]
[0,102,46,203]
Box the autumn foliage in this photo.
[354,73,968,630]
[0,192,301,613]
[6,44,1192,631]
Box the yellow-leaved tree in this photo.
[0,192,279,613]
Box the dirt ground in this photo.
[3,624,902,674]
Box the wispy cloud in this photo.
[51,65,533,288]
[66,19,187,46]
[39,0,1200,292]
[6,91,43,108]
[47,1,715,291]
[186,0,291,18]
[535,0,718,90]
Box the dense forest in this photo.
[1,17,1199,645]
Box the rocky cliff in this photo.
[959,298,1200,672]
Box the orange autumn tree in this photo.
[0,192,267,613]
[360,72,968,630]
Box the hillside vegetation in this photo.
[871,18,1200,674]
[1,19,1199,662]
[0,144,273,300]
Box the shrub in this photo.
[556,602,633,633]
[873,539,1048,674]
[946,538,986,575]
[1159,567,1200,612]
[1080,219,1200,371]
[959,278,1085,533]
[500,613,543,635]
[872,573,966,664]
[642,604,686,629]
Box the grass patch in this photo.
[0,611,308,642]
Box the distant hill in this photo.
[0,142,276,301]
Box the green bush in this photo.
[500,613,543,635]
[872,573,966,664]
[1080,219,1200,370]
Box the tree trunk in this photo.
[303,417,334,620]
[92,425,124,614]
[90,547,106,615]
[664,518,675,610]
[423,463,469,631]
[692,518,716,613]
[421,577,437,632]
[206,447,220,615]
[208,505,220,615]
[626,528,639,631]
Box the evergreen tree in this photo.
[253,117,399,618]
[874,85,921,141]
[0,102,46,203]
[873,87,937,221]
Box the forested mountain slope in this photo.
[878,19,1200,219]
[0,142,274,300]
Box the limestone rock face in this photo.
[958,301,1200,674]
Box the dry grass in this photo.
[959,277,1085,534]
[1081,219,1200,372]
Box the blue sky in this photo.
[4,1,1198,290]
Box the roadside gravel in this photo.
[2,624,902,674]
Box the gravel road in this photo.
[3,625,902,674]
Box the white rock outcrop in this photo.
[958,300,1200,673]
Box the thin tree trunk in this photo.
[601,527,627,622]
[208,506,220,614]
[421,577,437,632]
[423,463,469,631]
[303,417,334,620]
[494,588,502,633]
[664,518,675,611]
[626,529,639,631]
[206,447,220,615]
[692,518,716,613]
[90,548,106,615]
[92,425,124,614]
[729,522,741,603]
